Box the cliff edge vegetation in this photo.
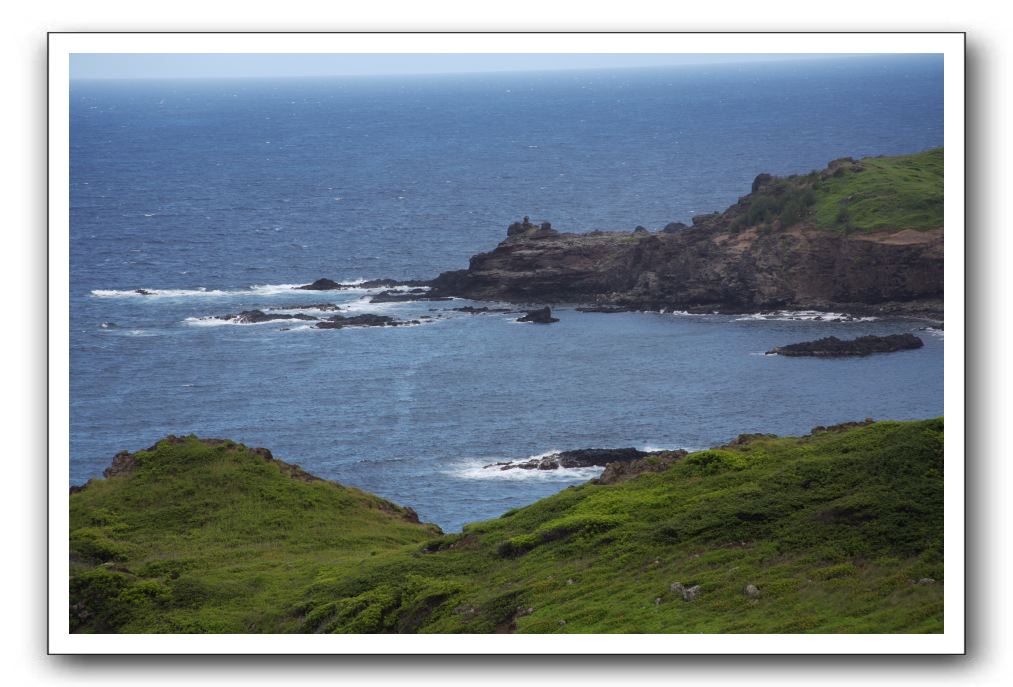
[70,419,943,633]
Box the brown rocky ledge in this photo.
[429,222,942,318]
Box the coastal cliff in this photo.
[431,149,944,317]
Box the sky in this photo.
[69,53,843,80]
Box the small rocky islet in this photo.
[766,333,925,357]
[483,447,690,486]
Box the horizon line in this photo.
[68,53,921,82]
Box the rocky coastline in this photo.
[426,154,944,321]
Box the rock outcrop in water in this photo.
[486,448,657,471]
[429,152,944,319]
[766,334,924,357]
[296,278,430,291]
[215,309,319,324]
[516,306,559,324]
[296,278,344,291]
[314,313,416,329]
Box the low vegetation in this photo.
[69,437,439,632]
[724,148,943,234]
[70,419,944,633]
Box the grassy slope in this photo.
[69,437,441,632]
[71,420,944,634]
[725,148,943,234]
[809,148,944,232]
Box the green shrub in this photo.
[682,449,749,475]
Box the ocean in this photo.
[69,55,945,531]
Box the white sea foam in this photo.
[91,280,428,300]
[639,444,695,453]
[248,283,307,295]
[451,458,604,482]
[183,316,295,327]
[447,450,605,482]
[341,297,394,313]
[733,310,877,323]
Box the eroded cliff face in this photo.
[430,224,943,315]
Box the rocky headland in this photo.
[429,150,944,320]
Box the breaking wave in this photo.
[733,310,877,322]
[183,316,294,327]
[91,283,305,299]
[90,280,426,300]
[448,451,604,482]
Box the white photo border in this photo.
[48,31,965,655]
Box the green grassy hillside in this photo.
[69,437,440,632]
[70,419,944,633]
[725,148,943,234]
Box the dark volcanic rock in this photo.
[296,278,344,291]
[103,450,140,479]
[134,289,153,296]
[216,309,318,324]
[662,222,689,233]
[810,418,875,435]
[595,450,688,485]
[296,278,430,291]
[359,278,430,289]
[506,217,558,239]
[268,303,340,312]
[516,306,559,324]
[314,314,410,329]
[575,305,633,313]
[487,448,654,472]
[721,433,778,448]
[751,172,774,193]
[767,334,924,357]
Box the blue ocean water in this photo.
[70,55,945,531]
